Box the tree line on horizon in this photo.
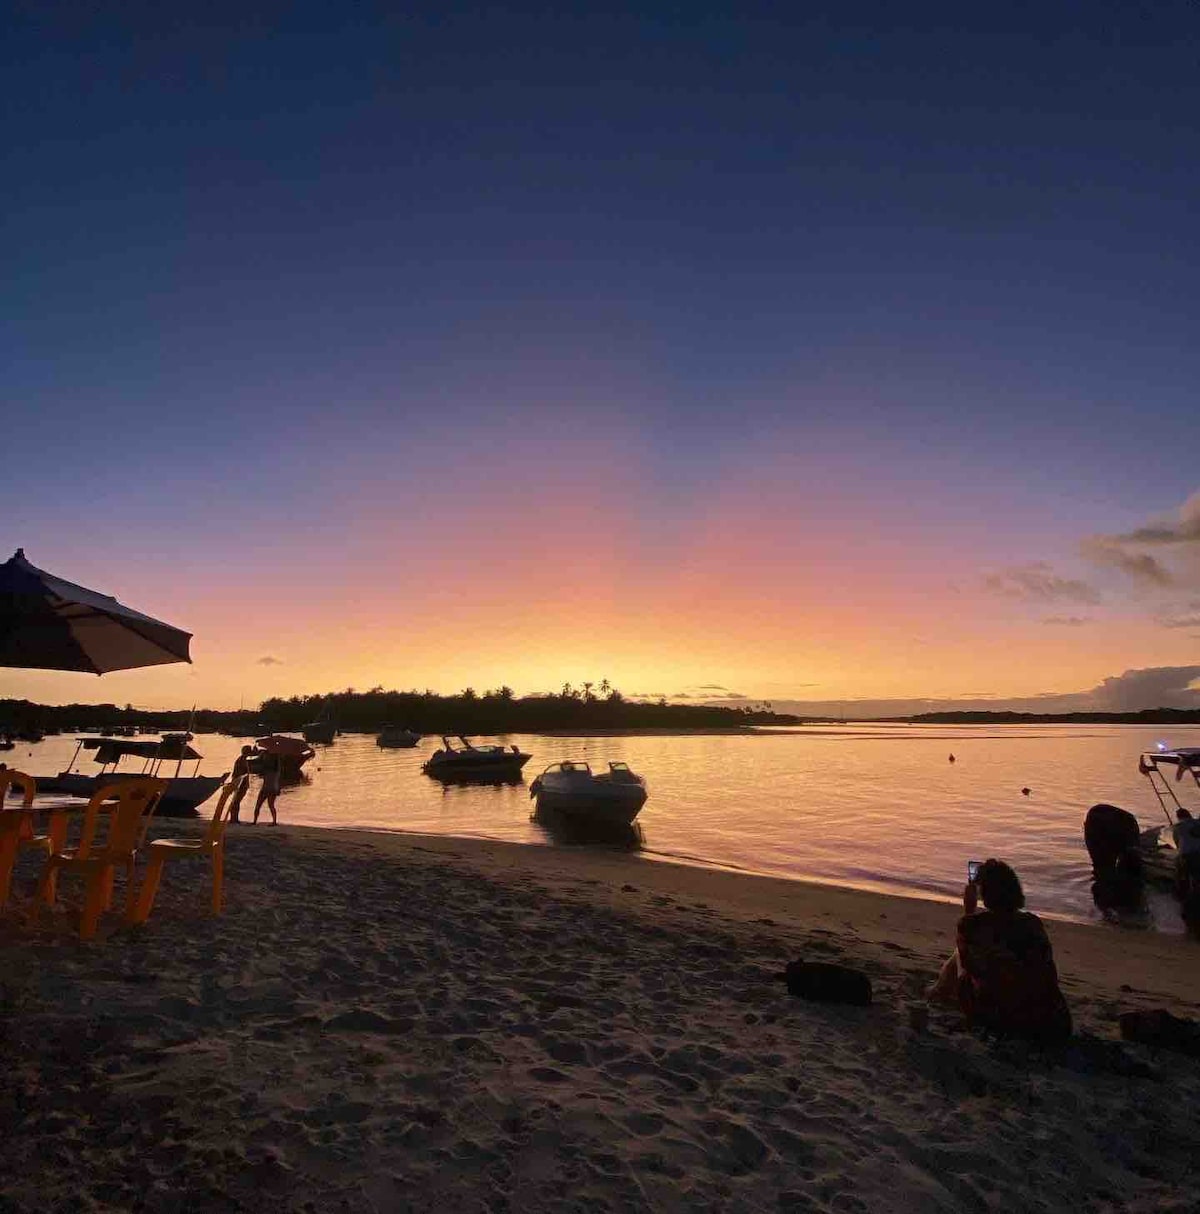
[0,682,801,737]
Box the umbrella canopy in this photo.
[0,548,192,674]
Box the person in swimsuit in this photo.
[253,749,281,825]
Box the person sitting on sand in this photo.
[926,859,1071,1043]
[253,748,282,825]
[228,745,254,823]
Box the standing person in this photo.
[253,747,282,825]
[228,745,254,823]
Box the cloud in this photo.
[1081,538,1173,587]
[1041,616,1090,627]
[697,683,731,691]
[1113,488,1200,545]
[256,655,285,666]
[760,664,1200,717]
[981,562,1101,604]
[1161,613,1200,630]
[1088,665,1200,711]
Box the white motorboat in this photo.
[377,726,421,749]
[529,760,648,825]
[423,736,531,780]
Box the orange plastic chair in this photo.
[0,769,37,904]
[130,782,236,926]
[35,776,168,940]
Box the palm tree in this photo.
[599,678,611,698]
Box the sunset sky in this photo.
[4,2,1198,713]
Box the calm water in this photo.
[22,723,1200,931]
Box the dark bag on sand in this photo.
[779,961,872,1006]
[1119,1009,1200,1059]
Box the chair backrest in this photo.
[202,782,238,847]
[76,776,169,860]
[0,769,36,807]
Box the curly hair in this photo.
[978,859,1025,912]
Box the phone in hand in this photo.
[967,860,982,884]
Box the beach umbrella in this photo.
[0,548,192,674]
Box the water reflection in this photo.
[426,772,527,788]
[532,805,644,852]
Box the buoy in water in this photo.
[1021,787,1031,796]
[948,754,956,763]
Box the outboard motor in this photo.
[1085,803,1144,912]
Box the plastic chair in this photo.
[0,768,64,858]
[35,776,168,940]
[0,769,37,904]
[130,782,236,926]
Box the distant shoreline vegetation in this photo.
[2,690,1197,736]
[0,683,802,736]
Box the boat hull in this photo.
[424,753,530,780]
[303,723,337,744]
[32,772,224,818]
[533,786,646,826]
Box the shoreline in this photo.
[285,826,1200,1015]
[4,823,1198,1211]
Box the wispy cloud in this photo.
[1081,537,1174,587]
[981,562,1101,604]
[1161,613,1200,630]
[256,655,285,666]
[1112,488,1200,546]
[1081,488,1200,591]
[1042,616,1090,627]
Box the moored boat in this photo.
[377,725,421,748]
[254,734,317,779]
[302,718,337,744]
[529,760,648,826]
[32,734,225,817]
[423,736,530,779]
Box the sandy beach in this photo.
[2,824,1198,1213]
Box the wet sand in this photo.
[2,824,1198,1212]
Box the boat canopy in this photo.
[256,734,314,757]
[81,737,201,763]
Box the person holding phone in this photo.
[926,859,1071,1043]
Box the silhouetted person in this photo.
[254,749,281,825]
[927,859,1071,1043]
[228,745,254,823]
[1085,803,1144,914]
[1173,809,1200,924]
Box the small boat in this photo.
[377,726,421,749]
[423,736,530,779]
[529,760,648,826]
[33,734,225,817]
[302,718,337,744]
[254,734,317,779]
[0,737,14,752]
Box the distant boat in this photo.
[423,736,530,780]
[377,726,421,749]
[530,760,648,826]
[302,718,337,744]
